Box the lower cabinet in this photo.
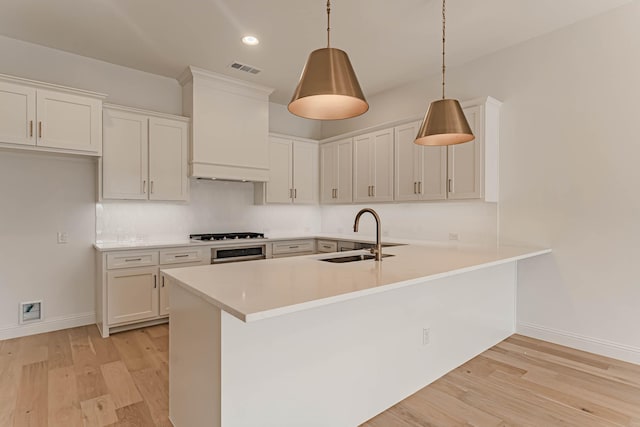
[107,267,159,325]
[270,239,316,258]
[97,246,208,337]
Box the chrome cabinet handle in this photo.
[29,121,33,137]
[38,121,42,138]
[125,258,142,262]
[448,179,453,193]
[289,245,299,249]
[153,275,157,289]
[143,180,147,193]
[372,185,375,197]
[162,276,165,288]
[414,182,417,194]
[294,188,297,199]
[175,254,189,258]
[334,188,338,199]
[150,181,154,194]
[418,181,422,194]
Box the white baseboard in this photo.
[0,312,95,340]
[517,321,640,365]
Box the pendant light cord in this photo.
[327,0,331,48]
[441,0,446,99]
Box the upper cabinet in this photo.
[394,121,447,201]
[179,66,274,182]
[0,74,104,156]
[320,96,500,205]
[447,98,501,202]
[255,135,318,205]
[353,128,394,203]
[102,104,189,201]
[320,138,353,204]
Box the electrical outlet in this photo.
[422,328,430,345]
[57,232,69,244]
[448,232,459,241]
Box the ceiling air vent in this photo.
[229,61,262,75]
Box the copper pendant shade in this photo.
[415,99,474,146]
[288,1,368,120]
[415,0,474,146]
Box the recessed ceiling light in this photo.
[242,36,259,46]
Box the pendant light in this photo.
[288,0,368,120]
[415,0,474,146]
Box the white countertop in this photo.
[93,233,404,252]
[164,243,551,323]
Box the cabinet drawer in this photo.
[272,239,315,255]
[338,241,357,251]
[106,251,158,270]
[160,247,205,265]
[316,240,338,253]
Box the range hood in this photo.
[179,66,274,182]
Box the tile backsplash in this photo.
[96,179,321,243]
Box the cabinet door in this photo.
[394,121,421,201]
[292,141,318,204]
[421,146,447,200]
[102,109,149,200]
[0,81,36,146]
[266,136,293,203]
[371,129,394,202]
[319,143,336,204]
[36,89,101,154]
[107,267,159,325]
[149,117,189,201]
[353,134,373,203]
[447,106,483,199]
[159,261,203,317]
[335,138,353,203]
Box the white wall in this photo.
[0,35,182,114]
[269,103,321,140]
[323,2,640,363]
[0,151,96,339]
[97,180,321,243]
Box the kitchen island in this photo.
[164,243,550,427]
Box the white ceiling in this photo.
[0,0,630,104]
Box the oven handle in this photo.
[211,254,266,264]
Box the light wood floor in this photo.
[2,327,640,427]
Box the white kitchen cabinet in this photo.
[271,239,316,258]
[0,81,36,147]
[36,89,102,153]
[353,128,394,203]
[447,98,501,202]
[256,135,318,205]
[394,121,447,201]
[0,74,105,155]
[320,138,353,204]
[97,245,211,337]
[102,104,189,201]
[148,117,189,201]
[316,240,338,253]
[107,266,159,325]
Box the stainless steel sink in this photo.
[320,253,395,263]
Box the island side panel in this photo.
[220,262,517,427]
[169,280,222,427]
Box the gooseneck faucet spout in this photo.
[353,208,382,261]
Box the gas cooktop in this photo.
[190,232,266,241]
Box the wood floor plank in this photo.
[48,365,83,427]
[13,360,48,427]
[0,339,21,427]
[47,329,74,370]
[87,326,121,365]
[109,401,156,426]
[111,331,159,372]
[100,361,143,409]
[70,331,111,402]
[130,367,168,424]
[80,394,118,426]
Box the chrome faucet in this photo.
[353,208,382,261]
